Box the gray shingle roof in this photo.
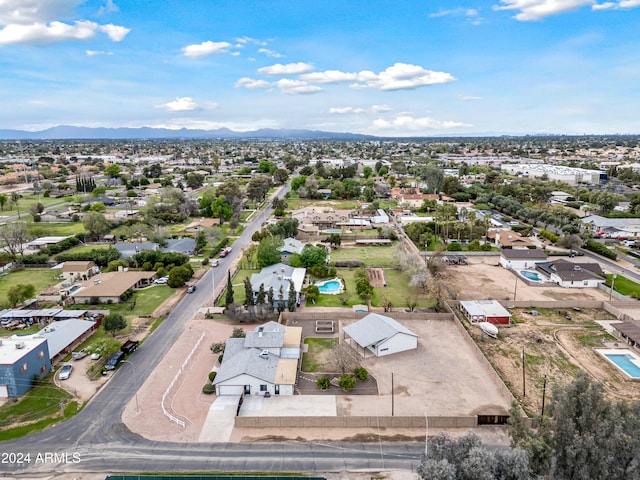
[343,313,417,349]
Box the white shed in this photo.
[343,313,418,358]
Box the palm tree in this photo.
[0,193,7,211]
[10,192,20,218]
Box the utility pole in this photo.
[391,373,394,416]
[522,346,526,397]
[541,372,547,417]
[609,273,617,302]
[513,275,518,301]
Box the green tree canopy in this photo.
[103,313,127,336]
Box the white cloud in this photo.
[86,49,113,56]
[97,0,119,16]
[592,0,640,8]
[155,97,199,112]
[429,7,481,19]
[300,63,455,91]
[235,77,271,89]
[0,0,129,45]
[300,70,359,83]
[592,2,616,8]
[494,0,595,21]
[99,23,129,41]
[258,48,283,58]
[235,36,267,46]
[0,0,81,25]
[372,114,471,132]
[329,104,392,114]
[329,107,367,114]
[182,41,232,58]
[460,94,482,101]
[275,79,322,94]
[258,62,314,75]
[0,20,98,45]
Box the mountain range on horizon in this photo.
[0,125,379,141]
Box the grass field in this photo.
[330,245,398,267]
[0,375,73,441]
[311,268,434,309]
[606,273,640,298]
[27,222,85,236]
[64,244,113,255]
[0,269,59,307]
[67,284,175,318]
[301,337,338,372]
[0,195,74,218]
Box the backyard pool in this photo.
[518,270,543,282]
[316,279,343,294]
[323,229,343,234]
[597,349,640,379]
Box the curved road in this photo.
[0,182,424,476]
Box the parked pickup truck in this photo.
[71,349,87,360]
[121,339,139,354]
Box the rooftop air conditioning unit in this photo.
[0,339,3,346]
[15,342,25,349]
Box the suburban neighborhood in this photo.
[1,136,640,479]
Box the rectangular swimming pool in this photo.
[597,349,640,379]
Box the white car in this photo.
[154,276,169,285]
[90,352,102,360]
[58,364,73,380]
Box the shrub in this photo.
[585,239,618,260]
[338,374,357,391]
[208,371,217,382]
[218,354,223,364]
[334,260,364,268]
[316,376,331,390]
[202,383,215,394]
[354,367,368,381]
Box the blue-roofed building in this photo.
[0,334,51,397]
[162,237,196,255]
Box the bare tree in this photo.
[329,343,359,374]
[0,222,28,258]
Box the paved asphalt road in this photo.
[0,181,424,476]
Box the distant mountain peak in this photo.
[0,125,377,140]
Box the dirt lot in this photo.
[444,255,610,302]
[443,255,640,413]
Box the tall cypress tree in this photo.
[225,271,234,306]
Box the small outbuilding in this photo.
[459,300,512,326]
[343,313,418,358]
[499,248,548,270]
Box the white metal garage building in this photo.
[343,313,418,358]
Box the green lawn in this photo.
[0,375,73,441]
[64,244,113,255]
[0,195,74,218]
[311,268,434,309]
[606,274,640,298]
[330,245,398,267]
[219,269,259,306]
[301,337,338,372]
[27,222,85,236]
[67,284,176,317]
[0,269,59,307]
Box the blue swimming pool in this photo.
[603,353,640,379]
[519,270,542,282]
[323,229,343,234]
[317,280,342,294]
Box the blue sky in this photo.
[1,0,639,136]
